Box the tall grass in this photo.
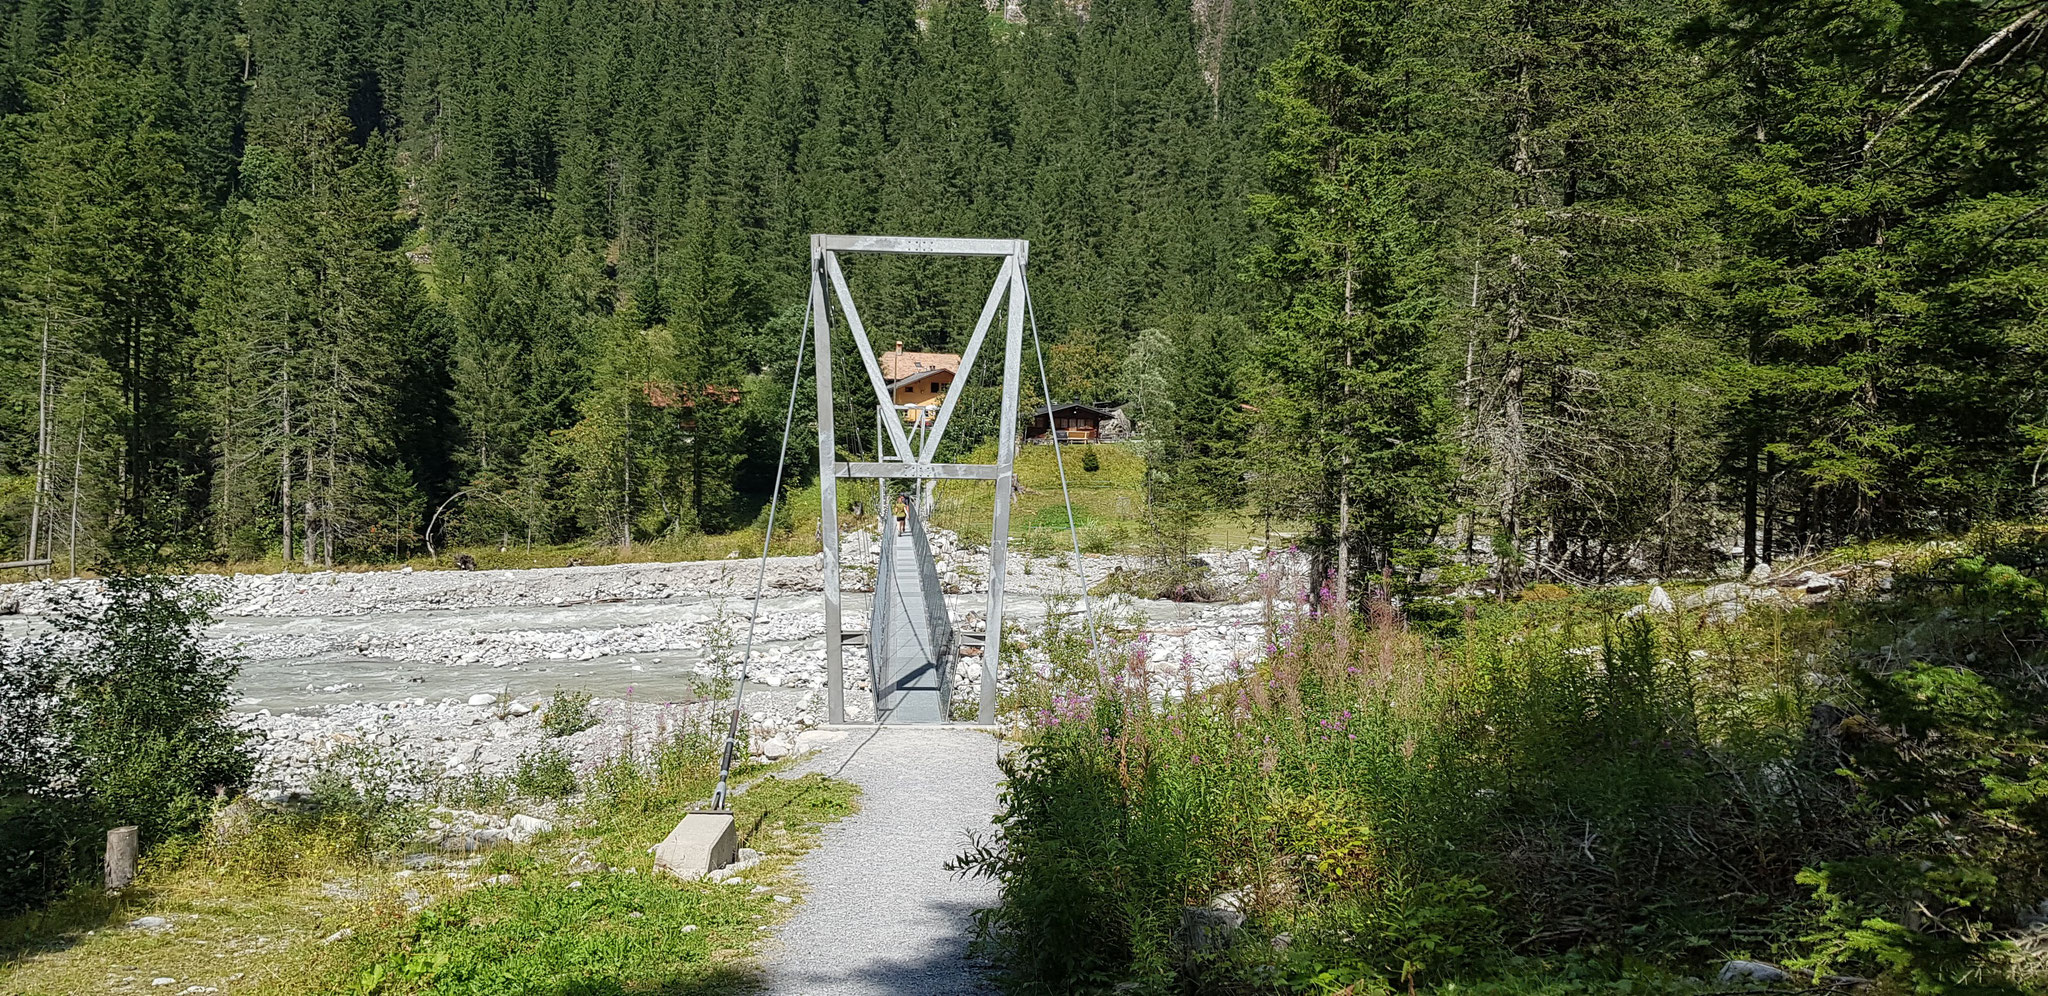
[959,572,1990,994]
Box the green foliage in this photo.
[335,771,852,995]
[0,0,1288,564]
[1080,446,1100,474]
[0,794,96,916]
[1244,0,1453,589]
[511,745,578,801]
[301,746,423,854]
[44,563,254,843]
[0,541,252,910]
[438,771,510,812]
[1705,0,2048,541]
[540,689,599,738]
[1789,531,2048,994]
[965,596,1836,992]
[973,532,2048,993]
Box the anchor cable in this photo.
[712,288,812,811]
[1021,266,1097,650]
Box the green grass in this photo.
[337,772,855,995]
[0,769,857,996]
[929,441,1142,551]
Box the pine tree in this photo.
[1246,0,1451,608]
[1406,0,1724,587]
[209,116,420,565]
[1708,0,2048,555]
[6,44,203,565]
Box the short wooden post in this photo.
[105,825,138,890]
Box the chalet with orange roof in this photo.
[881,340,960,424]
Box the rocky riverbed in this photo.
[0,535,1300,798]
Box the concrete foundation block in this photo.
[653,813,737,881]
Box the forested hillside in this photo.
[1,0,2043,584]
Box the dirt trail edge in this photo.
[761,726,1008,995]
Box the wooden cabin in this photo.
[1025,402,1115,443]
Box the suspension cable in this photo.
[712,288,812,811]
[1021,266,1097,650]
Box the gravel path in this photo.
[762,726,1008,995]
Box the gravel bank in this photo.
[2,541,1304,797]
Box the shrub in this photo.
[0,549,255,912]
[541,689,599,738]
[45,566,255,842]
[1790,533,2048,995]
[441,771,511,810]
[962,598,1852,993]
[195,753,422,879]
[1080,446,1101,473]
[298,746,421,853]
[1091,562,1218,602]
[513,745,578,799]
[0,794,97,915]
[969,533,2048,995]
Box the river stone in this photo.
[1646,585,1676,613]
[467,692,497,707]
[1718,960,1791,986]
[507,814,553,842]
[1174,906,1244,952]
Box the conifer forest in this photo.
[1,0,2044,579]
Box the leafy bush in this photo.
[297,746,422,855]
[195,774,422,880]
[512,745,578,799]
[0,794,97,915]
[46,568,255,842]
[541,689,599,737]
[1091,561,1218,602]
[1080,446,1101,473]
[0,552,255,911]
[962,595,1851,993]
[970,533,2048,994]
[441,771,510,810]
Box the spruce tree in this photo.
[1246,0,1450,606]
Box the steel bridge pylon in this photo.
[809,234,1029,725]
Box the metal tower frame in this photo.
[810,234,1028,725]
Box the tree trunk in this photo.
[303,446,315,567]
[28,313,51,564]
[280,367,293,566]
[1336,249,1354,634]
[1456,263,1481,556]
[1762,451,1778,566]
[1660,404,1680,575]
[68,421,84,578]
[1498,55,1536,597]
[1742,436,1759,575]
[104,825,138,890]
[621,413,633,552]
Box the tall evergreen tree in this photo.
[1247,0,1451,607]
[208,116,420,565]
[1707,0,2048,557]
[5,44,203,564]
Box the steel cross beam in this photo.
[810,234,1026,725]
